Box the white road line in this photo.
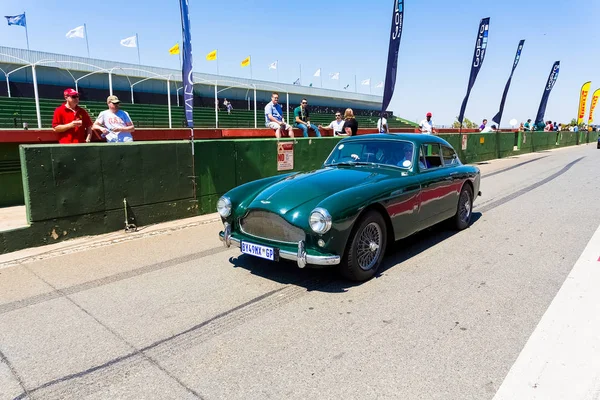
[493,222,600,400]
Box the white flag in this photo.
[269,61,277,70]
[120,35,137,48]
[361,78,371,85]
[330,72,339,80]
[314,68,321,77]
[66,25,85,39]
[376,81,384,88]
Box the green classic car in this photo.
[218,134,481,281]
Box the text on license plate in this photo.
[241,241,276,261]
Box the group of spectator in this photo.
[52,88,135,144]
[264,92,358,138]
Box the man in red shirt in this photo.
[52,88,92,143]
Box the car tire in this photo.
[453,184,473,230]
[339,210,387,282]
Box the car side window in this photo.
[422,143,443,169]
[442,146,459,166]
[418,146,427,170]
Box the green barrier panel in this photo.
[462,133,497,164]
[497,132,520,158]
[518,131,534,153]
[0,143,24,207]
[20,141,196,223]
[590,131,599,143]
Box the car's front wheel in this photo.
[340,210,387,282]
[453,184,473,230]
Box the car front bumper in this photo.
[219,225,341,268]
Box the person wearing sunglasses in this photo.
[51,88,93,143]
[318,112,346,136]
[93,95,135,142]
[293,99,321,137]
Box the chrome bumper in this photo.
[219,225,340,268]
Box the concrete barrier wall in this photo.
[0,142,197,254]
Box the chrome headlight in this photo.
[216,196,232,218]
[309,208,332,234]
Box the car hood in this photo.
[247,166,388,218]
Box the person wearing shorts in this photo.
[264,92,294,139]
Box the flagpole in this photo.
[299,64,302,85]
[136,33,141,65]
[320,67,322,88]
[369,79,372,94]
[276,60,279,82]
[250,56,253,79]
[84,23,90,57]
[178,42,182,70]
[24,12,30,51]
[354,75,357,92]
[216,48,220,76]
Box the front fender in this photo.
[316,177,417,255]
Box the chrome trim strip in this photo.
[219,232,340,266]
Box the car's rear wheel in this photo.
[453,184,473,230]
[340,210,387,282]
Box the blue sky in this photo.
[1,0,599,126]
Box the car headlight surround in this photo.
[216,196,232,218]
[309,207,332,234]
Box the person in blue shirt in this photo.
[264,92,294,138]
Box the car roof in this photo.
[340,133,451,146]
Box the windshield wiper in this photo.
[326,161,377,167]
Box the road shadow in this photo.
[228,212,482,293]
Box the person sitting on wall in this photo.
[318,112,346,136]
[294,99,322,137]
[92,95,135,142]
[52,88,93,143]
[265,92,294,139]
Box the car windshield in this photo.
[325,140,415,169]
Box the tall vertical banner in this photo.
[179,0,194,128]
[458,17,490,126]
[535,61,560,125]
[587,89,600,125]
[492,39,525,126]
[380,0,404,116]
[577,81,591,125]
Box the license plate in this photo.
[240,241,279,261]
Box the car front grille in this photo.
[240,211,305,243]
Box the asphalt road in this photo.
[1,144,599,400]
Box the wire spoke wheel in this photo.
[459,190,471,224]
[356,222,382,271]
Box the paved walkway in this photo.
[0,206,27,232]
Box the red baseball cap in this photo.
[63,88,79,97]
[426,112,432,117]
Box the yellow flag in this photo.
[588,88,600,125]
[241,56,251,68]
[169,43,180,55]
[577,81,591,125]
[206,50,217,61]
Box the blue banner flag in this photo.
[4,13,26,27]
[381,0,404,116]
[458,17,490,125]
[492,40,525,126]
[179,0,194,128]
[535,61,560,126]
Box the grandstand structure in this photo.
[0,46,416,130]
